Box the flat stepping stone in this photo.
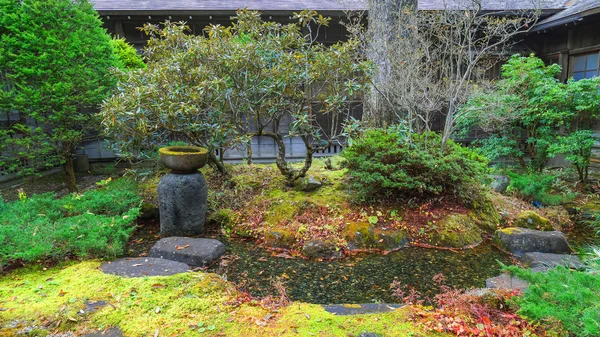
[149,237,226,267]
[485,273,529,291]
[81,300,107,314]
[322,303,402,315]
[83,328,124,337]
[519,252,585,270]
[492,228,572,256]
[100,257,190,277]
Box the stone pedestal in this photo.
[158,171,207,236]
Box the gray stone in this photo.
[81,300,107,314]
[493,228,572,256]
[301,175,322,191]
[359,333,383,337]
[100,257,190,277]
[485,273,529,291]
[490,175,509,193]
[158,172,208,236]
[82,328,124,337]
[149,237,226,267]
[301,239,343,260]
[322,303,402,316]
[519,252,585,270]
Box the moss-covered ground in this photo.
[138,158,503,255]
[0,261,441,337]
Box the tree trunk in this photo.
[63,151,77,193]
[518,156,527,170]
[246,140,253,165]
[208,151,228,175]
[365,0,417,127]
[441,99,455,150]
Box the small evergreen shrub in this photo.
[341,129,489,202]
[506,171,574,206]
[0,179,141,265]
[111,37,145,70]
[509,266,600,337]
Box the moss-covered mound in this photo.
[514,210,553,231]
[428,214,483,248]
[137,158,502,255]
[0,262,437,337]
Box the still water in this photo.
[208,239,515,304]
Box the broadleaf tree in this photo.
[101,9,371,183]
[458,54,600,181]
[0,0,118,192]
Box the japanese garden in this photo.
[1,0,600,336]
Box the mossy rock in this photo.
[428,214,483,248]
[264,228,296,249]
[514,210,553,231]
[492,227,571,255]
[470,195,500,232]
[343,222,409,251]
[579,199,600,219]
[301,239,343,260]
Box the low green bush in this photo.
[341,128,489,202]
[506,171,574,206]
[0,178,140,266]
[509,266,600,337]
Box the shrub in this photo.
[111,37,145,70]
[0,179,141,266]
[509,266,600,337]
[341,128,489,202]
[457,54,600,177]
[506,171,574,206]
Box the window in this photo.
[572,52,600,80]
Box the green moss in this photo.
[0,262,439,337]
[470,194,501,232]
[514,211,553,231]
[497,227,522,235]
[158,146,208,156]
[264,228,297,248]
[429,214,483,248]
[343,222,408,250]
[208,208,236,228]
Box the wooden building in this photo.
[5,0,600,177]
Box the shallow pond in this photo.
[208,239,515,304]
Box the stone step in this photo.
[149,237,226,267]
[519,252,585,270]
[485,273,529,291]
[100,257,190,277]
[83,328,124,337]
[322,303,403,316]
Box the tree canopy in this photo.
[0,0,118,191]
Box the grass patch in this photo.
[0,262,439,336]
[0,179,140,266]
[508,266,600,336]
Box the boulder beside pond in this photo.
[514,210,553,231]
[264,228,296,249]
[493,227,571,256]
[428,214,483,248]
[301,239,343,260]
[343,222,409,251]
